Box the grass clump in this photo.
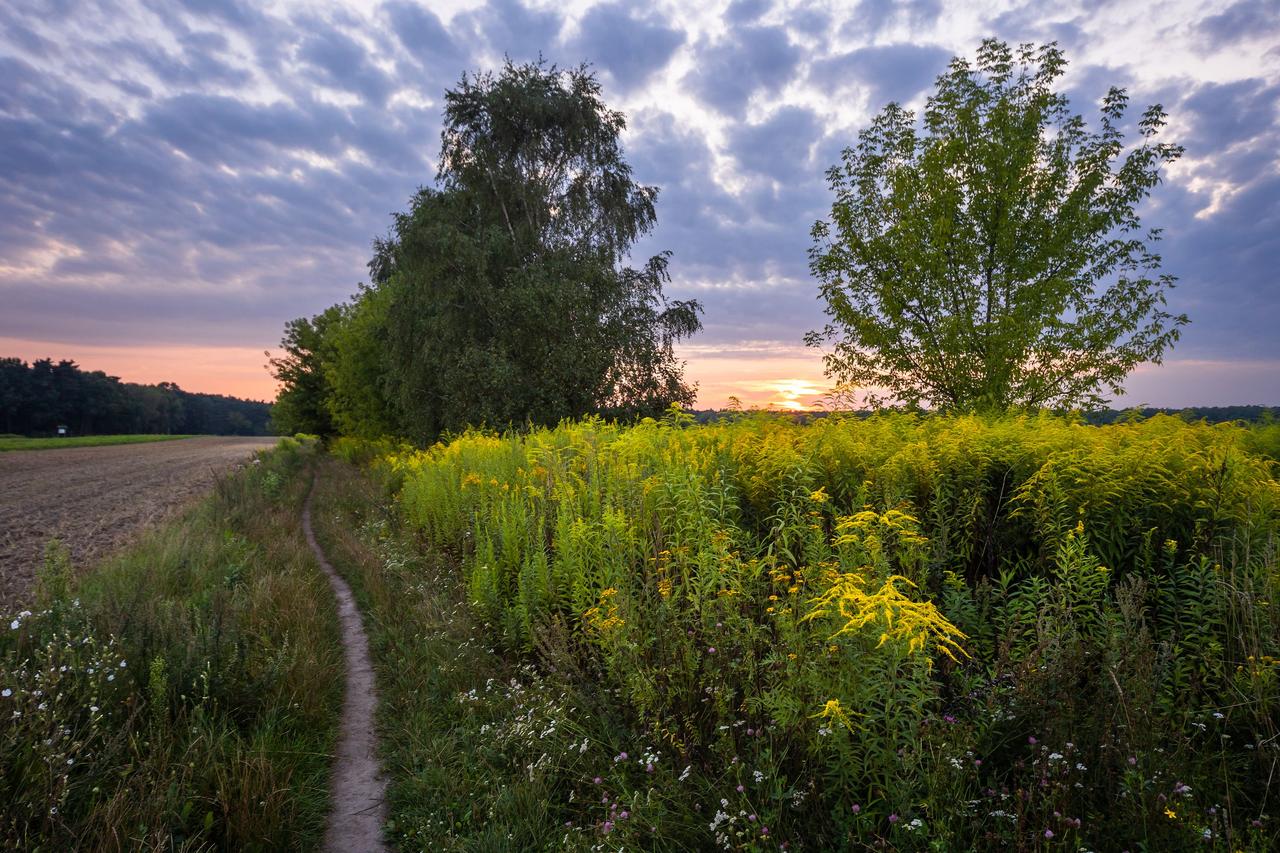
[0,437,341,851]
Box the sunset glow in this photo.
[0,338,279,402]
[678,344,830,410]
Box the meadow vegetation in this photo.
[329,411,1278,850]
[0,438,340,850]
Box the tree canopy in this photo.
[267,308,342,436]
[807,40,1187,411]
[275,60,702,441]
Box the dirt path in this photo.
[302,480,388,853]
[0,436,276,608]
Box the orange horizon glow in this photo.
[677,344,832,411]
[1,337,831,410]
[1,337,282,402]
[5,337,1273,411]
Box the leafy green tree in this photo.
[807,40,1187,411]
[267,306,343,436]
[322,285,399,439]
[373,60,702,440]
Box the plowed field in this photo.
[0,436,277,607]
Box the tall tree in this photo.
[322,285,399,439]
[373,60,702,439]
[267,307,343,436]
[807,40,1187,411]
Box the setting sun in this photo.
[765,378,825,410]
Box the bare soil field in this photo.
[0,436,277,608]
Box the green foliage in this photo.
[322,284,399,440]
[34,540,73,608]
[808,40,1187,411]
[372,60,702,439]
[268,307,344,437]
[354,412,1278,849]
[0,440,340,849]
[274,60,703,443]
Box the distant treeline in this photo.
[0,358,273,436]
[1080,406,1279,424]
[692,405,1280,424]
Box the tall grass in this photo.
[0,438,340,851]
[342,411,1279,850]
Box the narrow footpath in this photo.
[302,480,389,853]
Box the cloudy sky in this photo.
[1,0,1277,408]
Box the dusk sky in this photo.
[1,0,1278,409]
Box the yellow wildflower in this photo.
[803,573,968,668]
[812,698,855,730]
[584,589,624,633]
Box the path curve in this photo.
[302,479,389,853]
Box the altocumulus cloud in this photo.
[0,0,1276,405]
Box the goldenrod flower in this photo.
[803,573,968,668]
[812,698,855,730]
